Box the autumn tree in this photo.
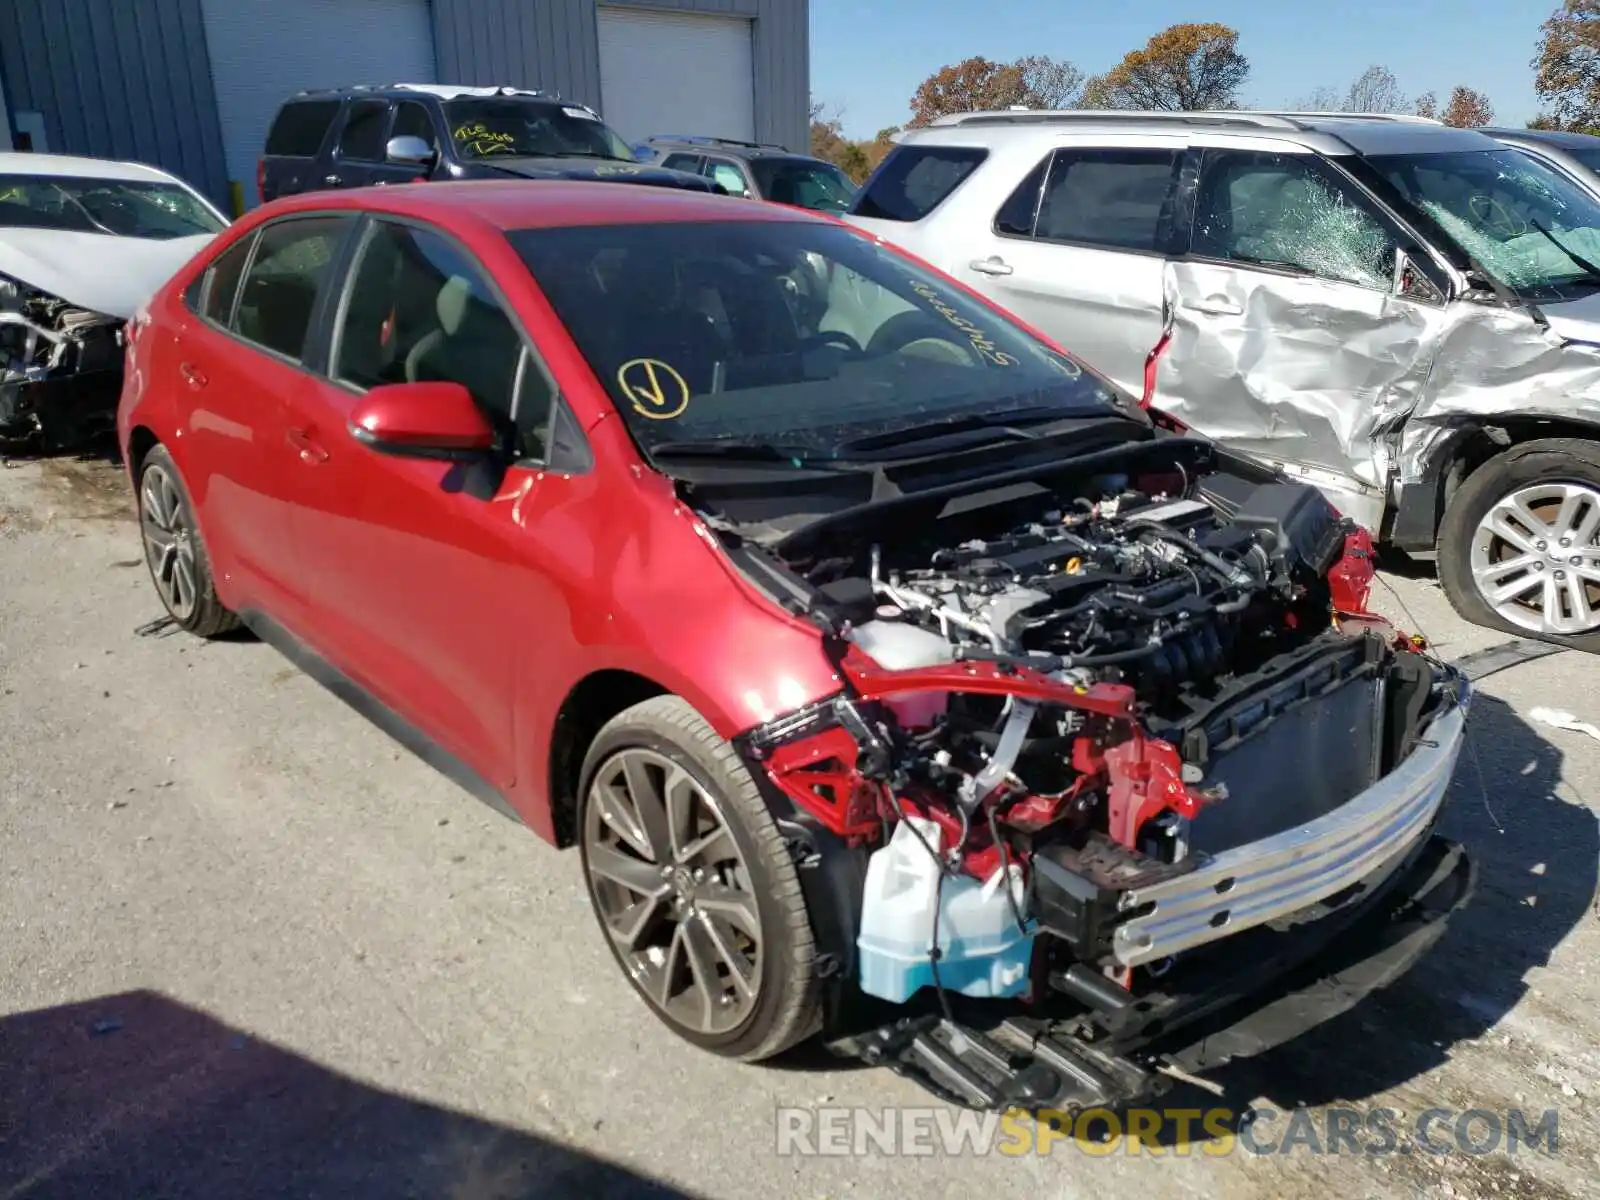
[809,101,869,179]
[1440,86,1494,127]
[1534,0,1600,129]
[1082,23,1249,111]
[907,55,1084,126]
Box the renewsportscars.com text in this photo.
[774,1105,1560,1158]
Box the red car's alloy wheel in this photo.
[582,746,764,1037]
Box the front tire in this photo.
[136,444,240,638]
[1437,437,1600,649]
[577,695,822,1061]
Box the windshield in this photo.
[443,99,634,161]
[751,159,856,213]
[508,220,1122,460]
[0,174,225,239]
[1369,148,1600,297]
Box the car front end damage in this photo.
[0,274,123,449]
[716,434,1474,1112]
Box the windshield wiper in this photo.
[1528,219,1600,287]
[647,438,854,467]
[828,406,1083,456]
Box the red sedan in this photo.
[118,181,1472,1110]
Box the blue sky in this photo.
[810,0,1550,138]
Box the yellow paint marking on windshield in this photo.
[1035,348,1083,379]
[453,122,513,144]
[907,279,1018,366]
[617,358,691,420]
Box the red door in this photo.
[274,218,538,785]
[281,373,525,786]
[175,317,313,616]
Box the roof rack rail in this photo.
[1242,109,1444,125]
[927,109,1311,131]
[646,133,788,151]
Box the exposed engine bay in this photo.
[706,434,1470,1110]
[0,276,123,449]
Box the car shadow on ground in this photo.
[0,990,697,1200]
[1155,690,1597,1138]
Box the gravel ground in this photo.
[1,448,1597,1200]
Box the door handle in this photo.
[179,362,207,389]
[286,427,329,464]
[324,174,341,185]
[1186,297,1244,317]
[969,256,1014,276]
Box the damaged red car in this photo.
[118,180,1475,1113]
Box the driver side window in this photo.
[1190,150,1399,291]
[332,220,555,460]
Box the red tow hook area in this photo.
[1329,526,1377,614]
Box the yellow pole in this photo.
[227,179,244,218]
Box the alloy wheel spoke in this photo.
[597,780,655,861]
[1563,573,1595,630]
[588,842,667,895]
[697,911,755,1000]
[696,880,760,941]
[621,755,673,862]
[677,912,726,1032]
[608,890,670,952]
[662,766,702,861]
[677,823,736,870]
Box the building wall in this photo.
[0,0,230,201]
[0,0,809,204]
[433,0,809,154]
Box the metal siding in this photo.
[433,0,805,151]
[200,0,437,207]
[0,0,229,203]
[597,8,754,144]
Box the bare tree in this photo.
[1294,84,1342,111]
[1415,91,1439,119]
[1344,65,1408,112]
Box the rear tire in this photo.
[577,695,822,1061]
[1437,437,1600,650]
[136,444,241,638]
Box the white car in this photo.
[0,152,228,448]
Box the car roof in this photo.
[283,83,574,106]
[901,110,1506,157]
[256,179,835,231]
[642,136,797,160]
[1482,126,1600,150]
[0,151,188,184]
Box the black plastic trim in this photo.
[239,610,523,828]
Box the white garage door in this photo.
[200,0,437,207]
[598,7,755,146]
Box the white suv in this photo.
[845,110,1600,650]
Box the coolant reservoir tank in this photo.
[847,619,953,670]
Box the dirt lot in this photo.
[2,449,1598,1200]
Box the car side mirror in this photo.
[385,135,436,167]
[1393,247,1445,304]
[348,382,496,460]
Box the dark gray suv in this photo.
[258,84,718,203]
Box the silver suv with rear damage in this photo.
[845,110,1600,650]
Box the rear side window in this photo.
[265,100,341,157]
[849,145,987,222]
[196,234,256,324]
[1034,149,1182,252]
[338,101,391,161]
[661,153,702,173]
[232,216,352,362]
